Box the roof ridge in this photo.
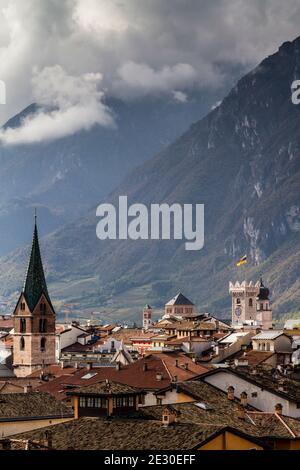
[275,413,296,438]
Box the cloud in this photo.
[0,66,114,144]
[112,62,197,99]
[0,0,300,141]
[172,91,188,104]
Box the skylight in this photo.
[81,372,97,380]
[194,402,214,410]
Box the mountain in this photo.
[1,37,300,321]
[0,94,217,256]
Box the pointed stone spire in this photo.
[23,210,49,311]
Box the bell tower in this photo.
[143,304,152,330]
[13,214,56,377]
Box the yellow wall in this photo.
[0,416,74,438]
[273,439,300,450]
[199,431,264,450]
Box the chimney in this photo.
[156,372,163,381]
[23,385,32,393]
[143,363,148,372]
[240,391,247,407]
[87,362,92,371]
[275,403,283,415]
[74,362,79,370]
[60,361,65,369]
[116,362,121,371]
[236,405,245,420]
[184,363,188,370]
[175,359,179,367]
[227,386,235,401]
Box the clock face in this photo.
[235,307,242,317]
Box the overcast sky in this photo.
[0,0,300,144]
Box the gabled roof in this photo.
[166,293,194,306]
[22,219,51,312]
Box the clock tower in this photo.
[229,280,260,325]
[229,279,273,329]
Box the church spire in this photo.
[23,210,49,311]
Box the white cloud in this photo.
[0,0,300,141]
[113,62,197,98]
[0,66,114,145]
[172,91,188,103]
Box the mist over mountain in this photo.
[1,37,300,321]
[0,93,219,256]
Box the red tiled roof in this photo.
[28,364,78,378]
[35,353,209,400]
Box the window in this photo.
[251,392,258,398]
[296,403,300,409]
[40,337,46,351]
[266,343,270,351]
[157,397,162,405]
[39,318,47,333]
[249,298,253,307]
[20,318,26,333]
[79,397,86,407]
[20,302,26,311]
[128,396,134,407]
[20,336,25,351]
[40,303,46,314]
[237,298,241,305]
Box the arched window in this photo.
[20,318,26,333]
[20,302,26,311]
[39,318,47,333]
[20,336,25,351]
[249,298,253,307]
[262,342,266,351]
[236,298,241,305]
[40,337,46,351]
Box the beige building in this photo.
[164,292,195,317]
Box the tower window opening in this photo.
[39,318,47,333]
[20,336,25,351]
[40,337,46,351]
[236,298,241,305]
[249,298,253,307]
[20,318,26,333]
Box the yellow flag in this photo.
[236,255,247,266]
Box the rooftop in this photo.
[166,293,194,306]
[0,392,73,420]
[252,331,285,340]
